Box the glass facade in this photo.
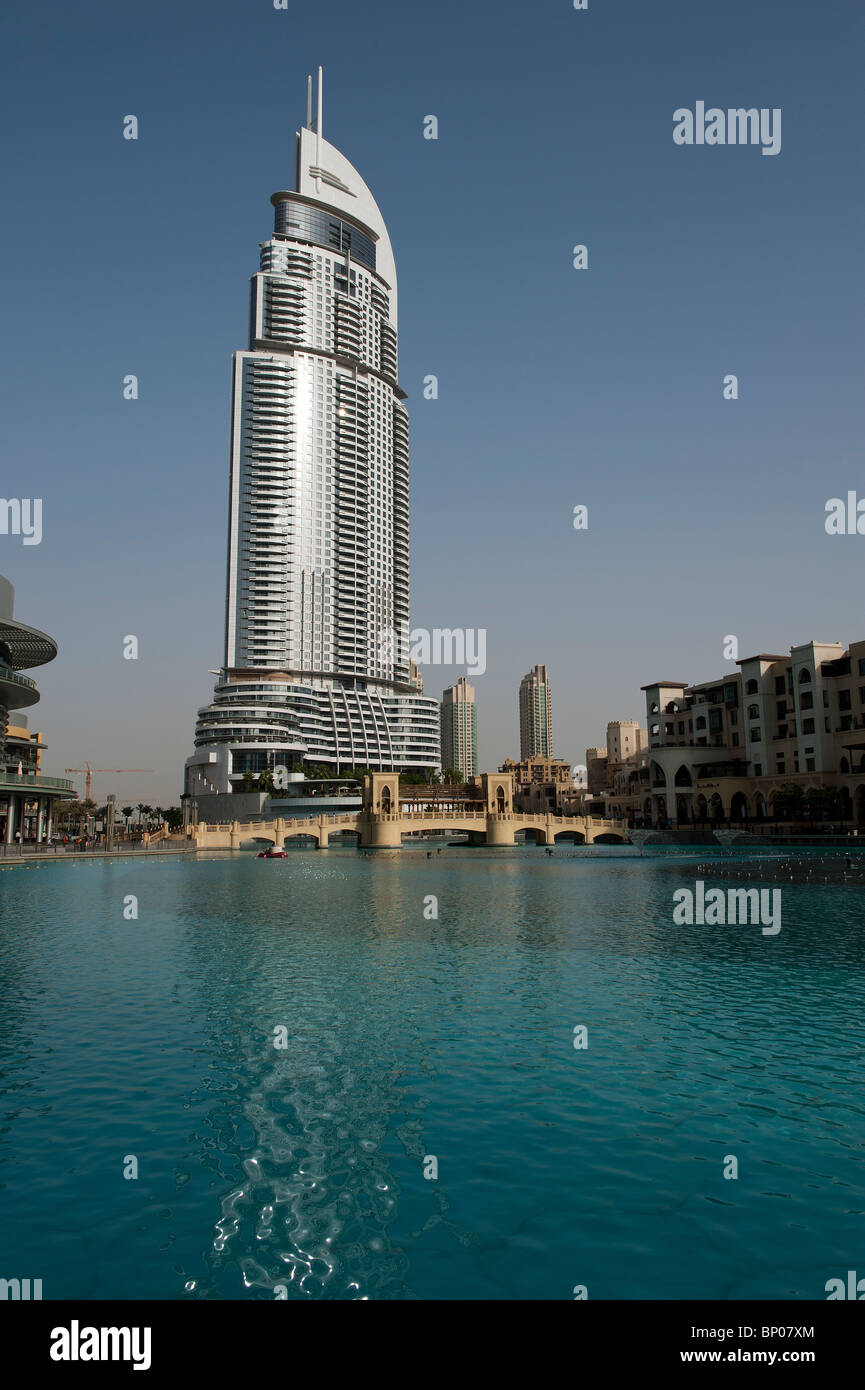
[273,198,376,273]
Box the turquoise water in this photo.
[1,847,863,1301]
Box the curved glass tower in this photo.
[185,72,440,801]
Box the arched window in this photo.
[748,704,759,719]
[496,784,506,813]
[381,787,392,813]
[745,679,758,694]
[695,716,707,730]
[650,702,659,715]
[840,757,850,774]
[799,669,812,683]
[674,765,692,787]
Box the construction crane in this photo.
[64,764,153,802]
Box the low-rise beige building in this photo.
[642,640,865,827]
[499,755,575,813]
[582,721,649,821]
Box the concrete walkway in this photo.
[0,845,198,865]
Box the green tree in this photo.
[771,783,805,821]
[804,785,842,822]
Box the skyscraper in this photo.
[441,677,477,780]
[184,71,440,803]
[519,664,552,759]
[0,576,75,841]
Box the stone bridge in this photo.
[191,772,631,850]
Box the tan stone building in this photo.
[642,640,865,827]
[585,746,607,795]
[499,755,574,813]
[583,721,649,821]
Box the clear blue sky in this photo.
[2,0,862,803]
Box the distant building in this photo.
[500,755,572,787]
[582,722,649,821]
[606,720,645,763]
[585,746,607,795]
[441,677,477,779]
[409,660,424,694]
[499,754,574,813]
[519,664,552,758]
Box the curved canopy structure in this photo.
[0,577,58,669]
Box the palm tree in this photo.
[121,806,134,833]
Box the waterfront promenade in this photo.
[0,842,197,864]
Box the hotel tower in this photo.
[184,72,440,802]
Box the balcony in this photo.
[0,772,75,794]
[0,665,40,709]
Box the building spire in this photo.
[306,73,312,130]
[316,65,323,165]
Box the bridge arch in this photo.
[283,830,320,847]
